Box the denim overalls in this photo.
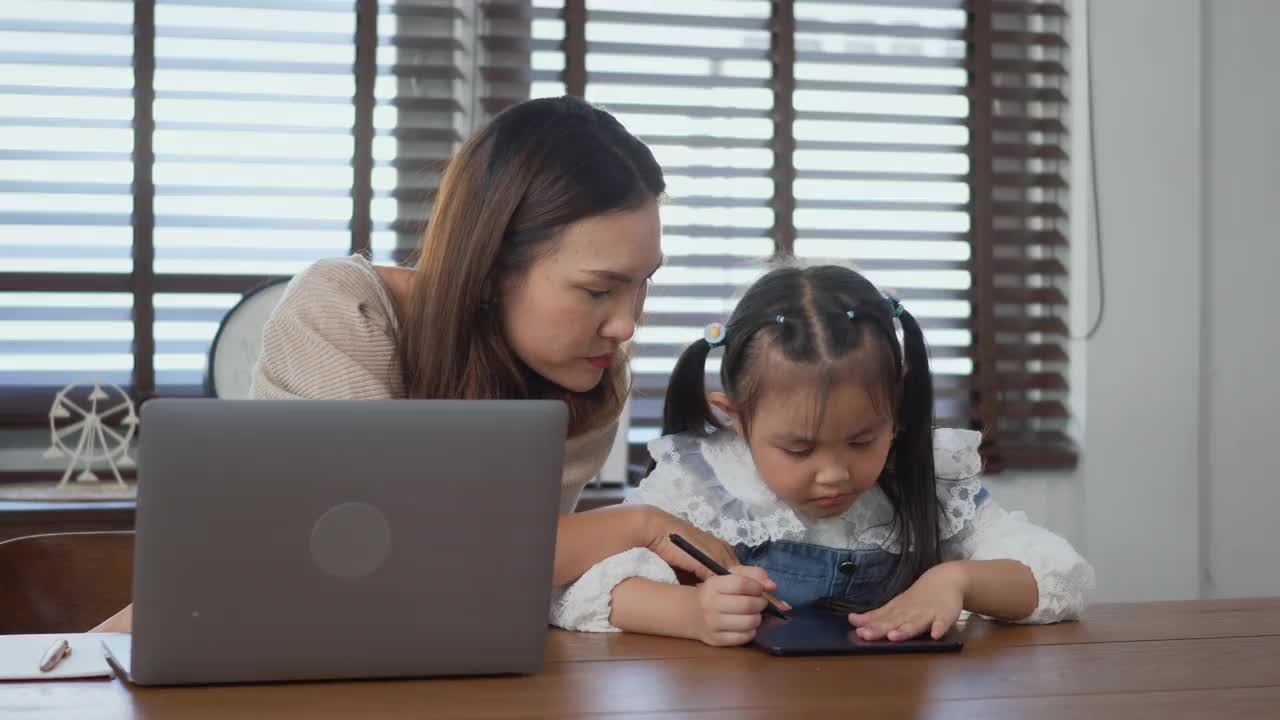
[734,539,899,609]
[732,486,991,609]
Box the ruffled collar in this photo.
[645,428,985,552]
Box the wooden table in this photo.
[3,599,1278,719]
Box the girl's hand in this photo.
[689,566,774,647]
[848,562,967,641]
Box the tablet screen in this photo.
[752,605,964,656]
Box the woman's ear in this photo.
[707,392,743,434]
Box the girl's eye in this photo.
[585,288,611,299]
[848,439,874,449]
[784,447,813,458]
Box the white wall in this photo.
[1202,0,1280,599]
[986,0,1280,603]
[1079,0,1206,601]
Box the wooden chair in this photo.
[0,531,133,634]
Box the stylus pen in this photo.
[669,533,789,620]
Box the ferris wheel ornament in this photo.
[42,382,138,488]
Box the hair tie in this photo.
[703,322,727,347]
[883,293,906,318]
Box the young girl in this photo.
[550,264,1094,646]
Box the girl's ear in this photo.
[707,392,743,434]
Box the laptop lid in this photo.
[130,399,566,685]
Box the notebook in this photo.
[0,633,118,681]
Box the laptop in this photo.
[102,399,567,685]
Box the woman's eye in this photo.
[585,288,611,299]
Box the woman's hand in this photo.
[637,507,791,612]
[848,562,966,641]
[638,506,740,581]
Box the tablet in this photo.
[751,604,964,656]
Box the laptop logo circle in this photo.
[309,502,391,579]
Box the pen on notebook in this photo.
[669,533,789,620]
[39,638,71,673]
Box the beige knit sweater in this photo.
[250,255,619,514]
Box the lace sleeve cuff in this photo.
[945,501,1096,624]
[548,548,678,632]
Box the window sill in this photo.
[0,499,135,543]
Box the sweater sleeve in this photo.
[250,258,401,400]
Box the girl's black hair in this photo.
[659,265,939,599]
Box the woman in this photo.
[93,96,752,632]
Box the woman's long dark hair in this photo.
[660,265,940,598]
[399,96,664,435]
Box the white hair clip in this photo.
[703,322,727,347]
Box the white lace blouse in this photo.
[550,428,1095,632]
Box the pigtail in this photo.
[879,299,942,598]
[643,338,722,478]
[660,337,722,438]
